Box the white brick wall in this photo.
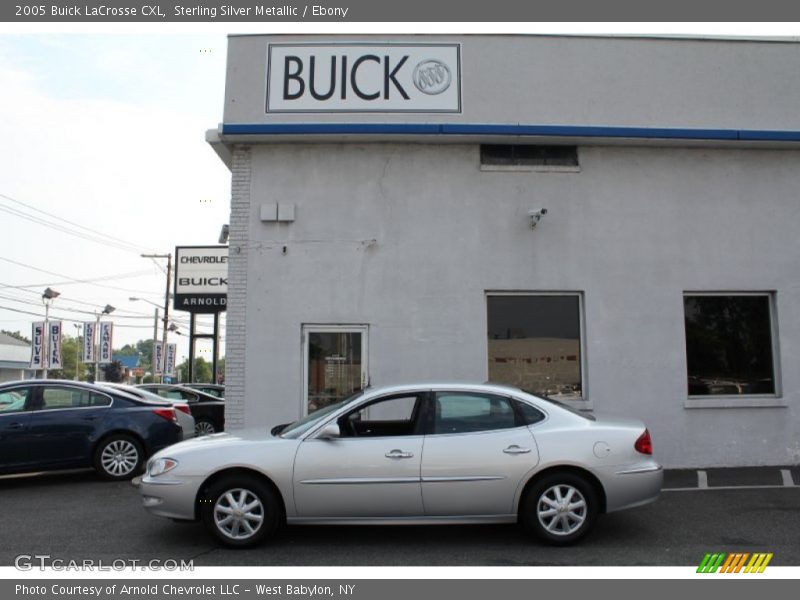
[224,146,251,429]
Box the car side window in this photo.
[338,394,422,438]
[513,399,546,425]
[433,392,519,434]
[40,388,111,410]
[0,388,29,414]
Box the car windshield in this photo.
[279,390,364,439]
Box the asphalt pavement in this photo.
[1,468,798,567]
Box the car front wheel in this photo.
[200,475,281,548]
[94,434,144,480]
[522,473,599,545]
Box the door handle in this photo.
[81,415,98,421]
[385,449,414,459]
[7,422,25,430]
[503,445,531,455]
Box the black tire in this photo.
[522,472,599,545]
[200,475,282,548]
[195,419,216,436]
[93,434,144,481]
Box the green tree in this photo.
[2,329,30,343]
[101,360,125,383]
[178,357,212,383]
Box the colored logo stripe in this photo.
[697,553,773,573]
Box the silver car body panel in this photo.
[139,383,662,523]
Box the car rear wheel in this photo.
[522,473,598,545]
[94,434,144,481]
[200,475,281,548]
[195,419,216,436]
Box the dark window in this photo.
[512,399,546,425]
[684,294,776,396]
[480,144,578,167]
[0,388,29,414]
[487,294,583,400]
[433,392,518,434]
[339,394,423,438]
[41,388,111,409]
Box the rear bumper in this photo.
[601,462,663,513]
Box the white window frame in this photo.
[485,291,589,409]
[682,291,784,409]
[301,324,369,417]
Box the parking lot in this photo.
[1,468,799,567]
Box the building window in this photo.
[684,294,777,397]
[480,144,579,172]
[487,294,584,400]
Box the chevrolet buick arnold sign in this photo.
[267,43,461,113]
[174,246,228,313]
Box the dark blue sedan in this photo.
[0,380,182,480]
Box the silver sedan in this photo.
[139,383,662,547]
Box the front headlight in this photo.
[148,457,179,477]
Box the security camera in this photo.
[528,208,548,229]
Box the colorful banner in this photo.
[48,321,63,370]
[153,341,163,376]
[82,322,96,363]
[30,321,46,369]
[98,321,114,364]
[165,343,177,377]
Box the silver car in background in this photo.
[98,383,195,440]
[139,383,662,547]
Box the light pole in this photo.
[94,304,115,383]
[73,323,81,381]
[41,287,60,378]
[130,297,163,383]
[139,253,172,383]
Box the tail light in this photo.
[634,429,653,455]
[175,403,191,416]
[153,408,177,423]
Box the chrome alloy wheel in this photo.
[195,421,216,436]
[213,488,265,540]
[100,439,139,477]
[536,484,588,536]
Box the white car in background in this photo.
[139,383,662,548]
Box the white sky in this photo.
[1,22,798,368]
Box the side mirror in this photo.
[316,423,340,440]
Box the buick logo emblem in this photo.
[413,59,451,95]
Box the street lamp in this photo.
[94,304,115,383]
[41,287,60,378]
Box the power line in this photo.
[0,192,155,254]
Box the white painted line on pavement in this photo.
[697,469,708,489]
[781,469,794,486]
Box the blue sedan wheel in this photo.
[94,435,144,480]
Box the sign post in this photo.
[174,246,228,383]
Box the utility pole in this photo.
[141,253,172,383]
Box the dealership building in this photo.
[208,34,800,468]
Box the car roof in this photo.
[362,382,528,397]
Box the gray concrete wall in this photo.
[231,142,800,468]
[225,34,800,131]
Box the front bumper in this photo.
[139,474,203,520]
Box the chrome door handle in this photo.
[385,449,414,459]
[503,445,531,455]
[7,422,24,430]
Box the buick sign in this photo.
[267,43,461,113]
